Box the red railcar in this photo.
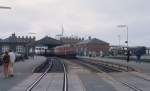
[54,44,76,57]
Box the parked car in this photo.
[15,53,25,62]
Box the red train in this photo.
[53,44,76,57]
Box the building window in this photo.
[16,45,24,53]
[35,46,48,54]
[2,46,10,53]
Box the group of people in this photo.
[2,50,16,78]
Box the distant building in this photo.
[109,45,127,55]
[146,47,150,55]
[35,36,62,54]
[0,33,35,54]
[35,46,48,55]
[75,37,109,57]
[0,33,110,58]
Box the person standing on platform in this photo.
[127,49,131,63]
[2,51,10,78]
[9,49,16,77]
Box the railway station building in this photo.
[75,37,110,57]
[0,33,110,57]
[35,36,63,55]
[0,33,35,55]
[146,47,150,55]
[109,45,127,56]
[60,37,84,44]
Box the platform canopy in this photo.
[36,36,63,48]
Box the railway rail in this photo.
[25,58,68,91]
[120,81,143,91]
[74,58,143,91]
[79,58,135,72]
[76,58,122,73]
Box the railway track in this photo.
[79,58,135,72]
[25,57,68,91]
[119,81,143,91]
[73,58,143,91]
[76,58,121,73]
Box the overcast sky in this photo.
[0,0,150,46]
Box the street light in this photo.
[117,25,129,71]
[0,6,11,9]
[117,35,121,47]
[117,25,129,47]
[27,32,37,58]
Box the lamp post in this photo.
[117,25,128,47]
[117,25,129,71]
[28,32,37,58]
[0,6,11,9]
[117,35,121,47]
[117,35,121,55]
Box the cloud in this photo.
[0,0,150,46]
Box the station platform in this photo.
[78,56,150,73]
[0,56,46,91]
[8,58,88,91]
[4,57,150,91]
[8,58,124,91]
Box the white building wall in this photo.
[35,46,48,54]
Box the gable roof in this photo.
[36,36,63,46]
[77,38,109,45]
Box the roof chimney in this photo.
[12,33,16,37]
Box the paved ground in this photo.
[13,58,120,91]
[78,56,150,73]
[0,56,46,91]
[105,55,150,64]
[110,72,150,91]
[62,59,131,91]
[7,57,150,91]
[79,74,117,91]
[76,57,150,91]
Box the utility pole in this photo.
[117,24,129,71]
[117,25,129,47]
[118,35,121,47]
[56,24,65,40]
[62,24,64,37]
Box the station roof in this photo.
[76,38,109,45]
[36,36,63,46]
[0,34,35,43]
